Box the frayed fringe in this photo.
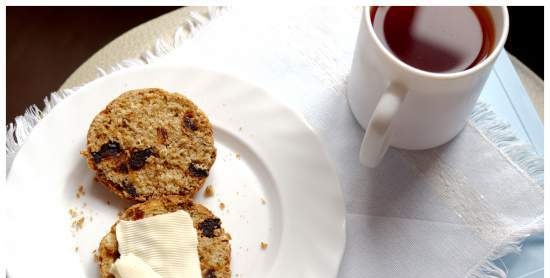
[469,261,507,278]
[467,216,544,278]
[467,102,544,278]
[6,88,79,171]
[99,6,226,77]
[6,7,224,172]
[470,102,544,187]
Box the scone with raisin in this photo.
[98,196,231,278]
[83,88,216,201]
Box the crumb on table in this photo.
[235,153,241,159]
[261,198,267,205]
[204,185,215,198]
[260,242,268,250]
[219,202,225,210]
[74,246,79,252]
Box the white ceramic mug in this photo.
[347,6,509,167]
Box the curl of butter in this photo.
[114,210,202,278]
[110,253,161,278]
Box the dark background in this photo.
[506,7,544,78]
[6,6,544,123]
[6,7,179,122]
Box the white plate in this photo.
[6,66,346,278]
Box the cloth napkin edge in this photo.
[466,215,543,278]
[470,102,544,188]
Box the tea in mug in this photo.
[371,6,495,73]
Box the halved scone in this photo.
[98,196,231,278]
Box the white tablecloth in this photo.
[139,7,543,278]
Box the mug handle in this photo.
[359,82,407,167]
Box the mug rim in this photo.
[364,6,510,80]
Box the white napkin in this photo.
[144,7,543,277]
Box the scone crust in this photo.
[84,88,216,201]
[98,196,231,278]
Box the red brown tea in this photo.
[371,6,495,73]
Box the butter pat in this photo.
[115,210,202,278]
[111,253,161,278]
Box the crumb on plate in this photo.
[72,217,85,231]
[260,242,268,250]
[68,208,78,218]
[204,185,215,197]
[76,185,85,199]
[219,202,225,210]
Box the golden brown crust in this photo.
[84,88,216,201]
[98,196,231,278]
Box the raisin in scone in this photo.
[84,88,216,201]
[98,196,231,278]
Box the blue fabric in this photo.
[479,51,543,278]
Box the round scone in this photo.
[98,196,231,278]
[84,88,216,201]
